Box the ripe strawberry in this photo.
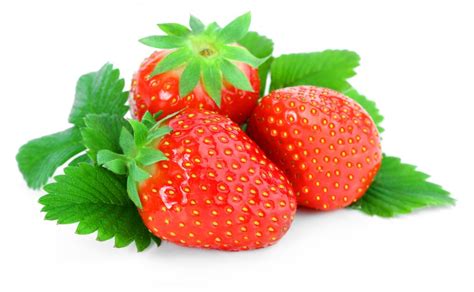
[129,13,263,125]
[98,109,296,251]
[247,86,382,210]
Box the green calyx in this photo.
[97,112,173,209]
[139,12,267,106]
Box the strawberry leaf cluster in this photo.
[17,64,161,251]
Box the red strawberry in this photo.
[98,109,296,251]
[129,13,262,125]
[247,86,382,210]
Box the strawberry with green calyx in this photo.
[247,86,382,211]
[130,13,264,124]
[97,112,173,208]
[98,109,296,251]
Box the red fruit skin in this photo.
[138,109,296,251]
[129,50,260,125]
[247,86,382,211]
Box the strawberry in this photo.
[129,13,263,125]
[98,109,296,251]
[247,86,382,210]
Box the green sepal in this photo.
[179,60,201,97]
[119,128,135,156]
[139,35,186,49]
[129,160,151,182]
[202,63,223,106]
[141,14,265,109]
[218,12,251,44]
[97,150,128,175]
[142,111,157,128]
[102,158,128,175]
[150,48,191,77]
[147,126,172,143]
[97,149,125,164]
[136,148,167,166]
[204,22,221,35]
[96,116,173,209]
[153,111,164,120]
[158,23,191,36]
[220,59,254,91]
[221,45,264,68]
[189,15,205,33]
[129,120,149,146]
[127,176,143,209]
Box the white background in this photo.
[1,0,473,291]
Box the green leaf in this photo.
[239,31,274,60]
[220,59,253,91]
[351,156,454,217]
[179,60,201,97]
[39,164,156,251]
[81,114,129,160]
[119,128,135,156]
[222,45,263,68]
[202,64,223,106]
[189,15,205,33]
[17,127,85,189]
[68,63,128,126]
[158,23,190,36]
[136,148,167,166]
[343,87,384,133]
[218,12,251,43]
[150,48,191,77]
[68,153,93,167]
[238,31,274,96]
[270,50,359,91]
[139,35,186,49]
[127,175,143,209]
